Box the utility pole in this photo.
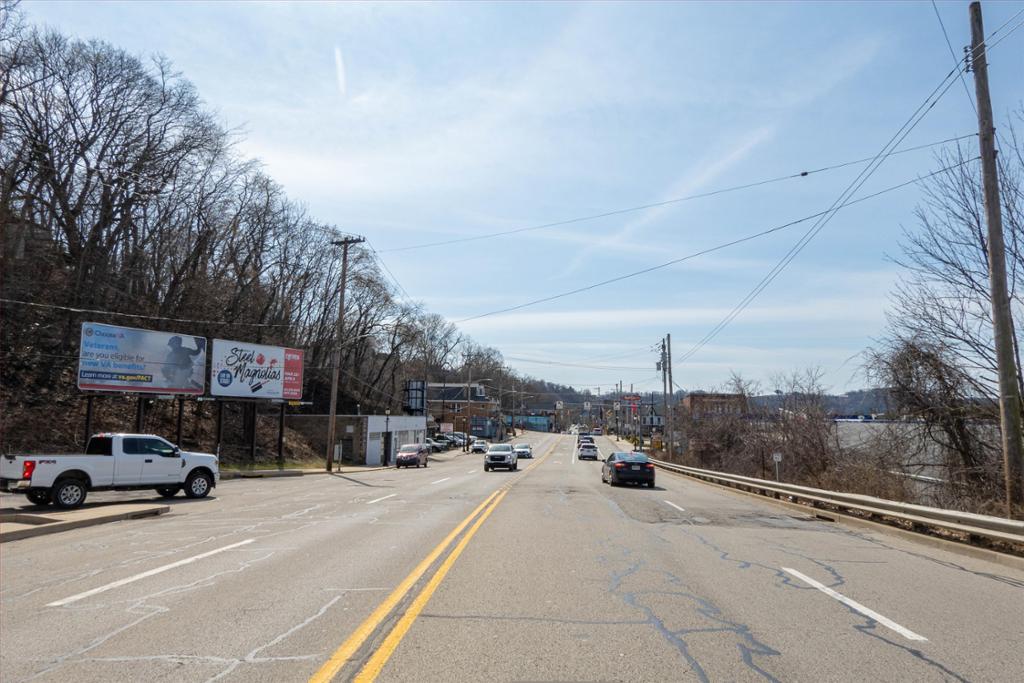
[667,333,675,460]
[324,235,365,472]
[660,338,669,454]
[970,1,1023,516]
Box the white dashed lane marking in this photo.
[47,539,256,607]
[782,567,928,641]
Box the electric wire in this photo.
[675,60,978,367]
[378,134,975,254]
[502,356,651,371]
[675,14,1024,366]
[930,0,978,114]
[451,156,976,325]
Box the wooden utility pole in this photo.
[667,333,675,460]
[660,338,669,454]
[325,235,365,472]
[970,1,1023,515]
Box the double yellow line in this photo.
[310,437,559,683]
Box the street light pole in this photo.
[384,408,391,467]
[325,234,365,472]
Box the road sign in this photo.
[622,394,642,402]
[584,401,591,410]
[555,401,564,410]
[772,453,783,462]
[614,401,621,410]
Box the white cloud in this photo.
[333,46,346,97]
[558,126,776,276]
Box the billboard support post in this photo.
[176,398,184,445]
[135,396,145,432]
[277,402,286,468]
[249,403,258,464]
[83,395,94,448]
[215,401,224,457]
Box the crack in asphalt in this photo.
[658,521,974,680]
[597,544,782,683]
[840,530,1024,590]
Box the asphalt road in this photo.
[2,432,1022,682]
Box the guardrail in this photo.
[650,458,1024,548]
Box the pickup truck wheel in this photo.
[52,479,87,509]
[27,489,51,506]
[156,487,179,498]
[184,471,212,499]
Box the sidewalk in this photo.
[219,464,390,480]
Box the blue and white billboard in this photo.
[77,322,207,395]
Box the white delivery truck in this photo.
[0,433,219,509]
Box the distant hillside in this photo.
[750,388,891,416]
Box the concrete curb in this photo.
[220,466,389,480]
[0,504,170,543]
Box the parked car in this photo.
[513,443,532,459]
[443,433,465,446]
[0,433,219,509]
[601,451,655,487]
[593,427,603,435]
[396,443,429,468]
[484,443,517,471]
[424,438,448,453]
[577,443,600,460]
[471,440,489,453]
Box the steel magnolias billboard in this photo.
[210,339,304,399]
[78,322,207,394]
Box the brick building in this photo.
[426,383,503,439]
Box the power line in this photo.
[503,355,651,371]
[931,0,977,114]
[1,298,296,327]
[674,35,997,367]
[366,240,413,303]
[377,134,975,254]
[451,157,976,325]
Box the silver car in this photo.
[484,443,518,471]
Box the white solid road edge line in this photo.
[781,567,928,642]
[431,477,451,485]
[663,500,686,513]
[47,539,256,607]
[367,493,397,504]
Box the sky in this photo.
[23,0,1024,395]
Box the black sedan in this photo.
[601,452,655,487]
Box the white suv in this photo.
[484,443,518,471]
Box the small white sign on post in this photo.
[614,401,621,410]
[555,401,564,410]
[772,453,783,463]
[584,401,591,410]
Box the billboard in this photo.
[210,339,303,399]
[78,322,207,394]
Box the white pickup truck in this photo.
[0,433,219,509]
